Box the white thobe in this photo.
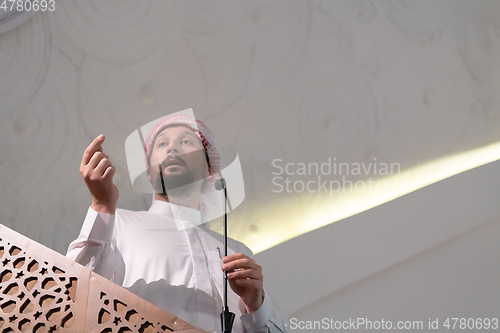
[66,200,287,333]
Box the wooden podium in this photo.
[0,224,207,333]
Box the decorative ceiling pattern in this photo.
[0,0,499,254]
[0,1,36,34]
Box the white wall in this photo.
[257,159,500,332]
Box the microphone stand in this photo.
[215,174,235,333]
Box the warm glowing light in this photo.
[244,141,500,254]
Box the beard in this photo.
[149,159,197,196]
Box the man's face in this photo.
[148,125,210,194]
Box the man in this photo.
[66,114,287,333]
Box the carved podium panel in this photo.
[0,224,207,333]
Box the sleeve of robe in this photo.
[235,243,290,333]
[66,207,125,284]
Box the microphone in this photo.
[215,178,226,191]
[215,175,235,333]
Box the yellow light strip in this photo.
[247,141,500,254]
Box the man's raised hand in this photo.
[80,135,119,214]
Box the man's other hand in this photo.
[222,253,265,313]
[80,135,119,214]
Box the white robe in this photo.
[66,200,287,333]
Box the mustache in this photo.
[157,155,187,194]
[159,156,186,168]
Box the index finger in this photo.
[223,253,251,263]
[82,134,105,166]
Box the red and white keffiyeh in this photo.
[143,114,223,222]
[143,113,221,177]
